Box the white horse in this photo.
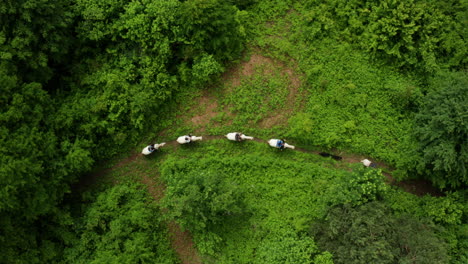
[226,132,254,141]
[142,142,166,155]
[361,159,377,168]
[268,139,295,150]
[176,135,203,144]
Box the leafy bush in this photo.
[422,192,466,226]
[161,159,248,255]
[323,165,389,207]
[341,166,388,206]
[313,251,334,264]
[161,166,246,233]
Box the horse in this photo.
[226,132,254,141]
[268,139,295,150]
[361,159,377,168]
[319,152,343,161]
[177,135,203,144]
[142,143,166,155]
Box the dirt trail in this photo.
[158,136,443,198]
[141,173,202,264]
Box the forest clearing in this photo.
[1,0,467,263]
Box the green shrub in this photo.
[161,165,246,232]
[328,166,388,207]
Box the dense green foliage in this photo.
[249,0,467,187]
[313,201,449,264]
[58,0,245,158]
[1,0,245,262]
[1,0,246,218]
[0,0,75,82]
[301,0,467,72]
[332,167,388,206]
[414,72,468,188]
[0,0,90,218]
[1,0,467,263]
[158,140,337,260]
[63,184,176,264]
[155,140,466,263]
[162,166,246,233]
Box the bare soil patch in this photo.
[190,95,219,128]
[222,53,275,87]
[168,221,202,264]
[241,54,275,77]
[227,52,307,128]
[141,173,202,263]
[396,179,443,197]
[187,88,235,134]
[189,51,308,131]
[141,174,165,202]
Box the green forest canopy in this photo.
[0,0,467,263]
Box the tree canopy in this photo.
[415,72,468,188]
[63,184,176,264]
[0,0,467,263]
[1,0,246,262]
[313,201,449,264]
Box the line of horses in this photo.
[142,132,375,167]
[142,132,293,155]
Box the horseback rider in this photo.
[277,139,285,150]
[235,133,242,141]
[147,144,156,153]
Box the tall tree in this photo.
[414,71,468,188]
